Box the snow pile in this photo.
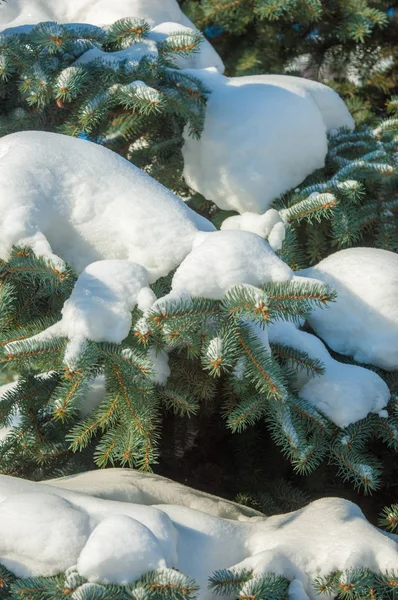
[47,468,263,519]
[0,0,189,28]
[31,260,154,364]
[221,208,286,250]
[170,230,292,299]
[299,248,398,371]
[182,68,354,214]
[77,514,167,584]
[0,131,214,279]
[0,473,397,599]
[0,0,224,73]
[261,74,354,132]
[268,321,390,427]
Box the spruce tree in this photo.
[0,4,397,597]
[0,15,397,498]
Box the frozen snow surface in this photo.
[268,321,390,427]
[0,472,397,600]
[299,248,398,371]
[182,68,354,214]
[0,131,214,279]
[0,0,224,72]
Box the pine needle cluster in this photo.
[1,562,398,600]
[0,244,397,492]
[0,18,208,192]
[274,101,398,267]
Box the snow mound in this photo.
[0,0,224,72]
[260,75,355,131]
[77,515,166,584]
[0,474,397,600]
[299,248,398,371]
[268,321,390,427]
[46,468,263,519]
[182,68,353,214]
[170,230,292,299]
[0,492,91,577]
[30,260,153,364]
[0,131,214,280]
[0,0,187,28]
[221,209,286,251]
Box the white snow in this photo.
[47,468,263,519]
[249,320,272,354]
[57,260,151,363]
[221,208,286,251]
[181,68,353,214]
[0,131,214,280]
[268,321,390,427]
[170,230,292,300]
[0,0,183,30]
[147,348,170,385]
[77,514,166,584]
[74,43,158,69]
[0,0,190,28]
[0,131,219,353]
[0,0,224,73]
[260,75,354,132]
[299,248,398,371]
[79,376,106,417]
[0,473,397,600]
[0,491,91,577]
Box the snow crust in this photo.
[299,248,398,371]
[0,0,224,72]
[0,473,397,600]
[181,68,353,214]
[170,230,292,299]
[268,321,390,427]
